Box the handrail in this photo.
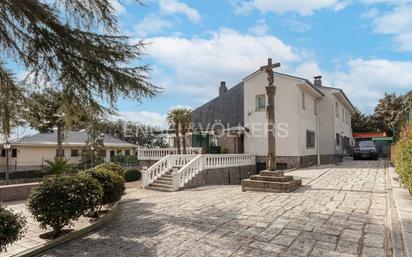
[172,155,203,191]
[172,154,256,191]
[141,155,171,188]
[137,147,202,160]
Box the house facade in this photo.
[191,70,355,169]
[314,77,355,164]
[0,131,137,172]
[243,71,324,169]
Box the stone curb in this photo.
[388,165,412,257]
[16,203,120,257]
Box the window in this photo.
[256,95,266,111]
[125,150,130,156]
[336,133,341,146]
[306,131,315,148]
[11,149,17,158]
[71,149,79,157]
[55,149,64,156]
[335,102,339,117]
[110,150,115,157]
[116,149,122,155]
[342,108,344,121]
[301,91,306,109]
[1,149,5,157]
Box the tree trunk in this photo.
[182,127,187,154]
[174,124,181,154]
[56,126,65,157]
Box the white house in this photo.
[243,71,324,169]
[314,76,355,164]
[0,130,138,171]
[192,70,355,169]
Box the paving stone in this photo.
[21,160,393,257]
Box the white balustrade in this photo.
[141,155,172,188]
[137,147,202,160]
[172,154,256,191]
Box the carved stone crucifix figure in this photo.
[260,58,280,171]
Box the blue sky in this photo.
[25,0,412,130]
[111,0,412,127]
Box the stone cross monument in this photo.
[260,58,280,171]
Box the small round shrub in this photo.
[95,163,125,177]
[82,168,125,209]
[0,206,26,252]
[124,169,141,182]
[28,175,103,238]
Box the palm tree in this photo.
[43,157,72,176]
[372,93,404,136]
[166,108,193,154]
[167,108,182,154]
[179,109,192,154]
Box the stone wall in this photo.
[320,154,336,165]
[183,165,257,189]
[0,182,39,202]
[256,154,334,170]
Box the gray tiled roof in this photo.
[10,130,137,147]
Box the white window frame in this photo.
[256,95,266,111]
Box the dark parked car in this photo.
[353,141,378,160]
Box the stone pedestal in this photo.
[241,170,302,193]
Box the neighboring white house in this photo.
[314,76,355,164]
[0,130,138,171]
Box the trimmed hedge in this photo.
[82,168,125,210]
[28,175,103,238]
[124,169,141,182]
[395,124,412,193]
[0,206,26,252]
[95,163,125,177]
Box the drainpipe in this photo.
[316,98,321,165]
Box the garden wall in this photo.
[182,165,257,189]
[0,182,39,202]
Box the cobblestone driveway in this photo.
[43,160,390,257]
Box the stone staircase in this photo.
[146,167,180,192]
[241,170,302,193]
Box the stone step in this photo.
[241,179,302,193]
[147,185,174,192]
[150,182,173,189]
[157,177,172,182]
[250,175,294,182]
[259,170,284,177]
[154,179,172,185]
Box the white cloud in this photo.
[282,15,312,32]
[364,4,412,51]
[114,111,168,128]
[134,15,173,37]
[248,19,269,35]
[233,0,348,16]
[328,59,412,112]
[360,0,411,4]
[159,0,201,23]
[143,28,300,101]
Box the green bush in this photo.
[124,169,141,182]
[28,175,103,238]
[0,206,26,252]
[95,163,125,177]
[82,168,125,210]
[395,124,412,193]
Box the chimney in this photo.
[219,81,227,96]
[314,76,322,87]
